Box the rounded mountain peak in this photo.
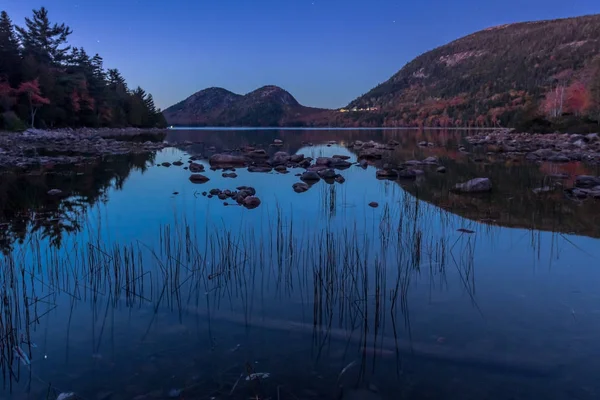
[246,85,300,107]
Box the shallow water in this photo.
[1,128,600,400]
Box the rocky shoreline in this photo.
[466,130,600,164]
[0,128,168,169]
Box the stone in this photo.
[422,156,439,165]
[586,133,599,142]
[189,174,210,184]
[359,159,368,169]
[575,175,600,188]
[404,160,422,166]
[532,186,555,194]
[333,155,351,160]
[547,154,570,162]
[300,171,321,182]
[368,202,379,208]
[318,168,337,179]
[243,196,261,209]
[358,148,385,160]
[376,169,398,178]
[218,193,228,200]
[398,169,419,179]
[274,165,288,173]
[236,186,256,195]
[290,154,305,163]
[161,162,171,167]
[248,149,269,158]
[222,172,238,178]
[172,161,184,166]
[189,162,204,172]
[248,166,272,173]
[202,191,207,196]
[334,175,345,184]
[436,166,446,173]
[273,139,283,145]
[292,182,310,193]
[272,151,290,165]
[418,141,427,146]
[47,189,63,196]
[453,177,492,193]
[209,188,221,195]
[209,154,247,165]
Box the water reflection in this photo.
[0,129,599,399]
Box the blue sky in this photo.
[2,0,598,109]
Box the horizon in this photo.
[2,0,599,110]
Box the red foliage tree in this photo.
[565,81,591,116]
[17,79,50,127]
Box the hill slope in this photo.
[163,85,330,127]
[340,14,600,129]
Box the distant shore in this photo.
[0,127,168,170]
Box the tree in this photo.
[18,79,50,127]
[541,86,565,119]
[16,7,72,65]
[0,81,15,112]
[565,81,591,116]
[0,11,21,83]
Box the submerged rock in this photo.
[243,196,261,209]
[368,202,379,208]
[222,172,237,178]
[189,174,210,184]
[189,162,204,173]
[209,154,247,165]
[301,171,321,182]
[248,165,272,173]
[334,174,346,184]
[161,162,171,167]
[453,177,492,193]
[292,182,310,193]
[172,161,184,166]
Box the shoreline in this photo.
[466,130,600,164]
[0,127,168,170]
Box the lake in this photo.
[1,128,600,400]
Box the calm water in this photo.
[1,128,600,400]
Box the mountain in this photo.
[163,85,330,127]
[337,14,600,130]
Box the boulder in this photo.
[209,188,221,195]
[575,175,600,188]
[161,162,171,167]
[189,162,204,173]
[172,161,184,166]
[248,149,269,158]
[209,154,247,165]
[376,169,398,179]
[243,196,261,209]
[301,171,321,182]
[318,168,337,179]
[274,165,288,173]
[334,175,346,184]
[273,139,283,145]
[453,177,492,193]
[218,193,228,200]
[368,202,379,208]
[189,174,210,184]
[422,156,439,165]
[47,189,63,196]
[272,151,290,165]
[358,148,386,160]
[222,172,238,178]
[236,186,256,196]
[292,182,310,193]
[436,166,446,173]
[359,159,368,169]
[547,154,570,162]
[398,169,419,179]
[248,166,272,173]
[332,155,351,160]
[289,154,305,163]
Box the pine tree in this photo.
[16,7,73,65]
[0,11,21,84]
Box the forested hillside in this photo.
[0,8,166,130]
[343,14,600,131]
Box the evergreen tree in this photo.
[0,11,21,84]
[16,7,72,65]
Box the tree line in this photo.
[0,7,167,130]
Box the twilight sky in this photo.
[2,0,598,110]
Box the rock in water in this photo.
[318,168,337,179]
[236,186,256,196]
[161,162,171,167]
[368,202,379,208]
[222,172,238,178]
[301,171,321,182]
[453,178,492,193]
[47,189,63,196]
[376,169,398,179]
[189,162,204,172]
[243,196,261,209]
[436,166,446,173]
[172,161,184,166]
[293,182,310,193]
[209,154,247,165]
[189,174,210,184]
[575,175,600,188]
